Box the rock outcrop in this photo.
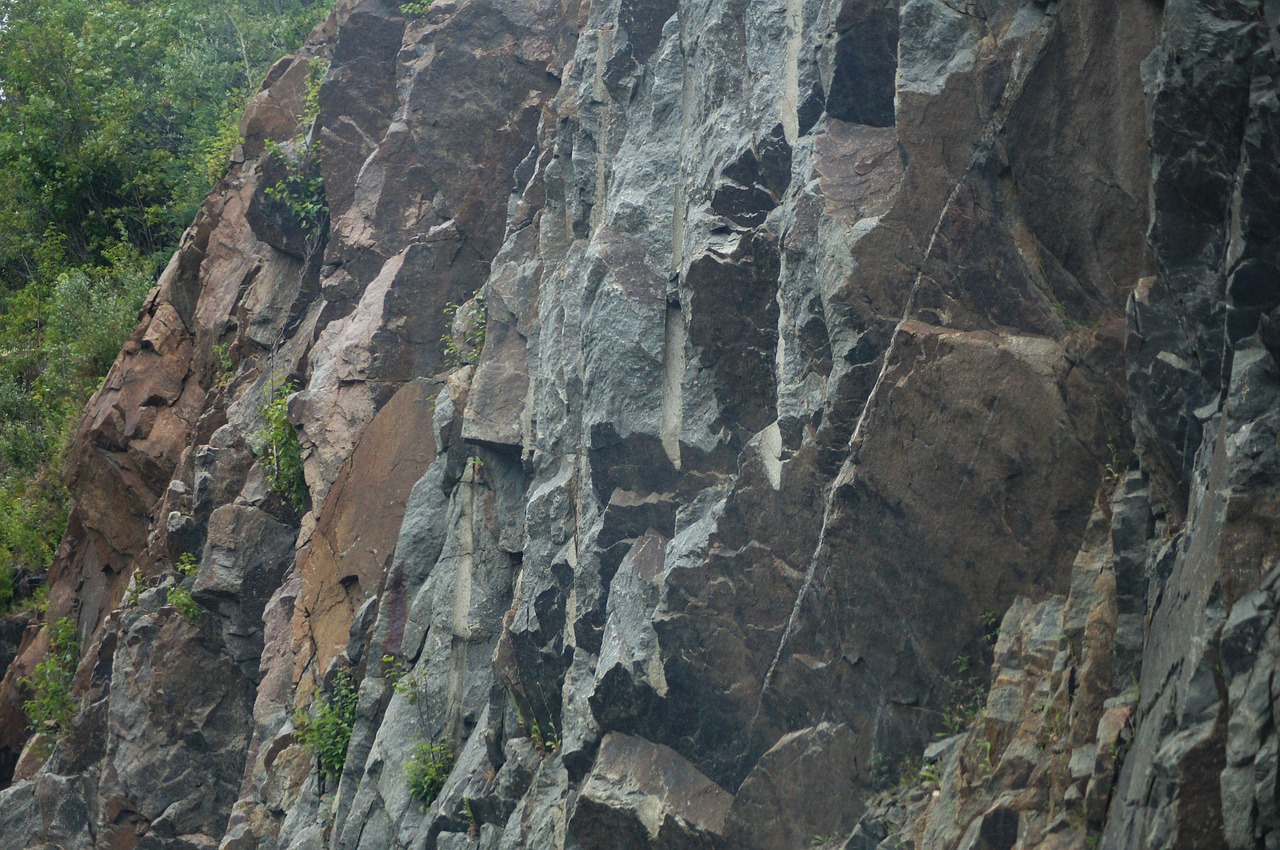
[0,0,1277,848]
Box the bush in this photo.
[400,0,434,16]
[254,380,308,513]
[441,294,487,368]
[405,741,454,807]
[264,141,329,243]
[295,670,358,783]
[19,616,79,735]
[167,586,203,621]
[263,61,330,248]
[166,552,204,622]
[0,244,152,609]
[0,1,331,610]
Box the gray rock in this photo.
[567,733,731,850]
[11,0,1280,849]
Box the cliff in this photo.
[0,0,1277,848]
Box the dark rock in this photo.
[7,1,1280,849]
[567,733,732,850]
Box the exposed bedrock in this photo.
[0,0,1277,849]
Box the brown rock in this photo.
[569,733,732,850]
[292,378,438,684]
[724,723,863,850]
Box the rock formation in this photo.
[0,0,1277,848]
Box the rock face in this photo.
[0,0,1277,848]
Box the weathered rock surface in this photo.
[0,0,1277,848]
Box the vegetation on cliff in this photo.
[0,0,331,608]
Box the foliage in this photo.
[19,616,78,735]
[405,741,454,807]
[175,552,198,575]
[400,0,434,16]
[868,751,894,791]
[0,243,152,608]
[530,717,561,755]
[0,0,331,278]
[941,655,985,736]
[263,60,330,248]
[295,670,358,783]
[123,573,144,608]
[979,609,1000,645]
[508,687,561,755]
[14,584,48,616]
[166,552,203,621]
[254,379,308,513]
[382,653,423,704]
[441,294,487,369]
[302,58,326,129]
[1039,700,1068,750]
[0,564,13,612]
[167,585,203,622]
[0,0,330,612]
[263,142,329,243]
[201,95,249,190]
[214,342,235,391]
[463,797,480,835]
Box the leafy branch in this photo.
[252,378,308,513]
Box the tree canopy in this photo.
[0,0,331,607]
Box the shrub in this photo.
[400,0,434,15]
[0,244,152,609]
[441,294,486,368]
[254,379,308,513]
[19,616,79,735]
[14,585,49,617]
[941,655,985,736]
[405,741,454,807]
[165,552,204,621]
[213,342,235,390]
[295,670,358,783]
[200,93,249,188]
[261,58,330,250]
[382,653,423,704]
[167,586,203,622]
[264,143,329,243]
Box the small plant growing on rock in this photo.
[263,59,331,250]
[980,609,1000,645]
[530,717,561,755]
[382,653,423,703]
[441,295,487,368]
[264,142,329,243]
[295,670,359,783]
[894,756,920,793]
[19,616,78,736]
[15,585,49,617]
[400,0,434,16]
[254,379,308,513]
[382,654,408,685]
[508,688,561,755]
[166,553,204,622]
[123,574,144,608]
[405,741,454,807]
[868,751,894,791]
[166,585,202,622]
[941,657,985,736]
[463,797,481,836]
[213,342,235,391]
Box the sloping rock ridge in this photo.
[0,0,1276,848]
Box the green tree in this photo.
[0,0,332,609]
